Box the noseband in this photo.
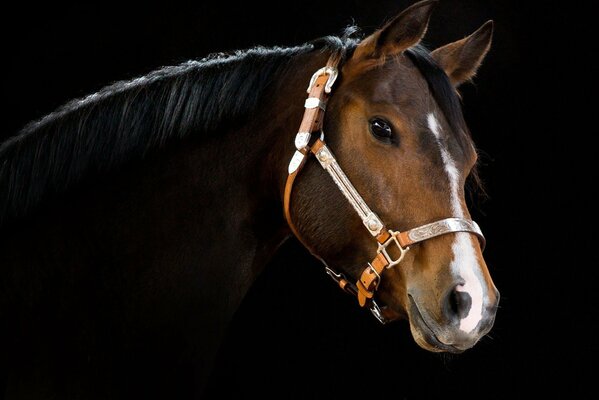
[283,53,485,324]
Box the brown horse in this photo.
[0,0,499,397]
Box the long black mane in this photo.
[0,36,355,226]
[0,31,477,227]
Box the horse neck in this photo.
[0,49,334,396]
[15,49,329,304]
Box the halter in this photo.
[283,53,485,324]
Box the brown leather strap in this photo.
[376,230,391,244]
[309,138,326,155]
[283,72,334,242]
[356,252,389,307]
[298,75,330,135]
[398,231,412,247]
[326,261,402,322]
[283,151,309,243]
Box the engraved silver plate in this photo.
[407,218,485,249]
[315,144,384,237]
[294,132,311,151]
[288,150,305,175]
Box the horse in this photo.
[0,0,499,398]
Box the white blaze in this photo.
[427,113,485,333]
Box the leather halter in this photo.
[283,53,485,324]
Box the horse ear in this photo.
[353,0,437,61]
[431,20,494,87]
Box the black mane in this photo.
[0,35,356,226]
[0,31,480,227]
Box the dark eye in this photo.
[369,117,394,143]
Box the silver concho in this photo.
[294,132,311,151]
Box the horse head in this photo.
[287,0,499,353]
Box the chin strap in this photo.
[283,54,485,324]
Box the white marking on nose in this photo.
[452,233,484,332]
[427,113,485,333]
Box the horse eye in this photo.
[369,118,394,143]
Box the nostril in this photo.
[445,287,472,321]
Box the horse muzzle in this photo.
[407,289,499,353]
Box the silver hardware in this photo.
[364,213,383,236]
[369,300,389,325]
[316,146,333,165]
[367,263,381,289]
[304,97,326,110]
[325,266,343,283]
[295,132,311,151]
[407,217,485,249]
[314,144,384,236]
[307,66,339,94]
[378,230,410,268]
[288,150,305,175]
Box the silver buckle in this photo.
[367,262,381,290]
[307,66,338,94]
[369,300,389,325]
[377,230,410,269]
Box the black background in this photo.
[3,0,596,398]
